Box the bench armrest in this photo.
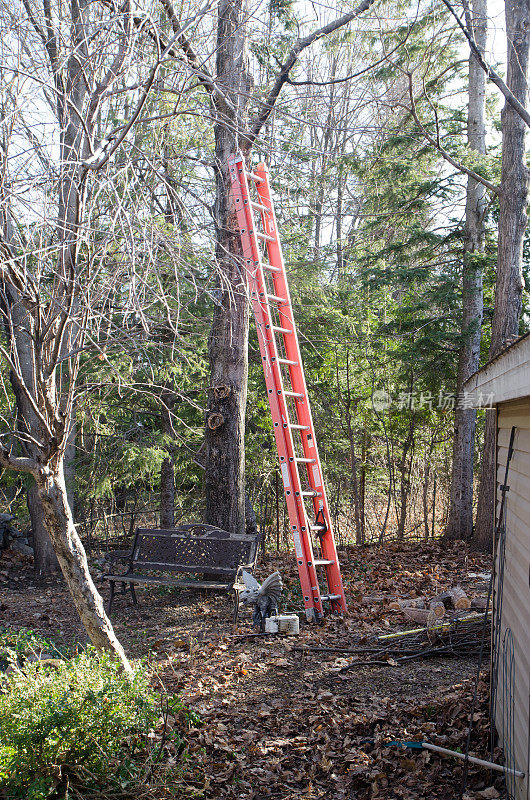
[234,562,256,584]
[238,561,256,571]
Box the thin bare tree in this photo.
[446,0,487,541]
[0,0,214,664]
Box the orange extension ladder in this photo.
[228,152,347,620]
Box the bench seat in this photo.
[105,574,245,591]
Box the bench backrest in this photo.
[129,528,258,576]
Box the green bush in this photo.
[0,647,159,799]
[0,628,64,674]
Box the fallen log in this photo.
[431,591,453,609]
[450,586,471,609]
[401,607,429,624]
[389,598,425,611]
[429,600,446,619]
[401,600,445,625]
[401,601,445,625]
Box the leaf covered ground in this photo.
[0,540,505,799]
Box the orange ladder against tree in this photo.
[228,152,347,620]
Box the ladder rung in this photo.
[321,594,341,602]
[310,524,326,531]
[262,263,282,273]
[278,358,298,366]
[290,423,309,430]
[251,200,269,213]
[256,231,275,242]
[301,490,322,498]
[272,325,292,334]
[267,293,288,304]
[296,457,316,463]
[284,391,304,399]
[314,559,334,566]
[246,170,264,183]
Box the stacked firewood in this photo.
[389,586,486,626]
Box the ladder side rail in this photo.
[255,163,347,612]
[228,156,323,617]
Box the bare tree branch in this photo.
[440,0,530,129]
[248,0,379,145]
[159,0,234,113]
[405,72,500,195]
[83,0,218,171]
[286,25,414,87]
[0,446,37,474]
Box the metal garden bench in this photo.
[102,525,260,621]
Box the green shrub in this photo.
[0,628,64,672]
[0,647,159,798]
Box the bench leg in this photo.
[129,583,138,605]
[107,581,116,615]
[232,588,240,624]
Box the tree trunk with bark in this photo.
[0,0,137,664]
[160,457,175,528]
[160,398,175,528]
[35,461,131,670]
[397,414,415,540]
[204,0,251,535]
[28,481,60,575]
[195,0,376,536]
[473,0,530,550]
[446,0,487,541]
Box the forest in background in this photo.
[0,0,528,574]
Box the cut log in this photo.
[390,598,426,612]
[431,591,453,609]
[401,607,429,624]
[401,602,446,626]
[428,600,446,619]
[450,586,471,609]
[471,596,488,611]
[362,595,387,604]
[394,598,426,609]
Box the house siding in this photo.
[496,408,530,800]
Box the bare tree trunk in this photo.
[63,424,77,519]
[397,414,416,540]
[160,398,175,528]
[2,286,60,576]
[160,457,175,528]
[28,481,60,575]
[446,0,487,541]
[35,461,131,671]
[474,0,530,550]
[204,0,251,535]
[343,351,363,545]
[359,423,368,541]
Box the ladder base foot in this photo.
[304,608,325,623]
